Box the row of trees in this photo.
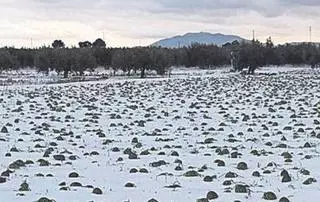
[225,38,320,74]
[0,37,319,77]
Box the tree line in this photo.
[0,37,319,78]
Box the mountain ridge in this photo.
[151,32,247,48]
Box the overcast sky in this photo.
[0,0,319,47]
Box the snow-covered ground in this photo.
[0,67,320,202]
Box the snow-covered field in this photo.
[0,67,320,202]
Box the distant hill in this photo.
[151,32,247,48]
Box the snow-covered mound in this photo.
[0,67,319,202]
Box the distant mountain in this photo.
[151,32,247,48]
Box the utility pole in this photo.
[252,30,255,42]
[309,26,312,43]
